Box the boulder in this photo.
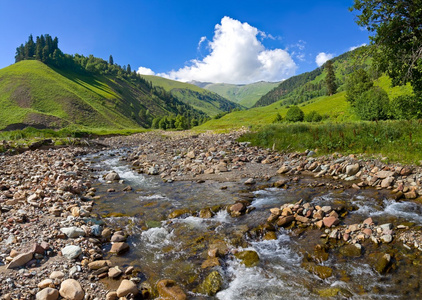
[59,279,84,300]
[323,216,340,227]
[108,266,123,278]
[49,271,65,280]
[105,171,120,181]
[116,279,139,297]
[157,279,187,300]
[229,202,246,217]
[375,170,394,179]
[301,262,333,279]
[36,288,59,300]
[234,250,259,267]
[38,279,55,289]
[339,244,362,257]
[194,271,223,296]
[345,163,360,176]
[277,215,295,227]
[110,242,130,255]
[88,260,111,270]
[276,166,290,174]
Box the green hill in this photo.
[141,75,241,116]
[189,81,280,108]
[0,60,204,131]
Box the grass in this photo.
[238,120,422,164]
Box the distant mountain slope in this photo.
[141,75,242,116]
[190,81,280,108]
[254,47,370,108]
[0,60,204,130]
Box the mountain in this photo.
[254,47,370,108]
[0,60,205,131]
[190,81,280,108]
[141,75,242,116]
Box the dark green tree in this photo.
[325,60,337,96]
[127,64,131,74]
[345,69,373,105]
[109,55,114,65]
[285,105,304,122]
[272,113,282,123]
[351,0,422,95]
[354,87,390,121]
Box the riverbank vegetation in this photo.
[238,120,422,164]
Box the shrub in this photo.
[286,105,304,122]
[354,87,390,121]
[390,95,422,120]
[304,110,323,122]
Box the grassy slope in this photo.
[0,61,186,130]
[202,81,280,108]
[197,74,413,131]
[141,75,240,116]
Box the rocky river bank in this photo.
[1,130,422,299]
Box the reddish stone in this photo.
[323,216,340,228]
[363,217,374,225]
[277,215,295,227]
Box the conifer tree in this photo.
[127,64,131,74]
[325,60,337,96]
[109,55,114,65]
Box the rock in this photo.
[108,266,123,278]
[110,233,126,242]
[317,287,353,298]
[229,202,246,217]
[49,271,65,280]
[201,257,220,269]
[323,216,340,227]
[339,244,362,257]
[199,208,213,218]
[277,215,295,227]
[168,208,191,219]
[148,166,159,175]
[88,260,111,270]
[38,279,55,289]
[381,176,394,188]
[363,217,374,225]
[369,253,391,274]
[244,178,255,185]
[263,231,277,240]
[276,166,290,174]
[295,215,310,223]
[194,271,223,296]
[110,242,130,254]
[6,251,33,269]
[60,227,86,238]
[405,190,418,199]
[105,171,120,181]
[186,151,196,159]
[36,288,59,300]
[234,250,259,267]
[375,170,394,179]
[59,279,84,300]
[61,245,82,259]
[116,279,139,297]
[105,291,118,300]
[301,262,333,279]
[273,180,287,188]
[157,279,187,300]
[101,228,113,240]
[125,266,135,275]
[346,163,360,176]
[380,234,393,243]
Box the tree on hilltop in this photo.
[325,60,337,96]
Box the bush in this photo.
[390,95,422,120]
[304,110,323,122]
[285,105,304,122]
[354,87,390,121]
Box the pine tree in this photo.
[127,64,131,74]
[325,60,337,96]
[109,55,114,65]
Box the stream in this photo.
[83,149,422,299]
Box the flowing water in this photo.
[83,149,422,299]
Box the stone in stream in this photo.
[201,257,221,269]
[88,260,111,270]
[244,178,255,185]
[60,227,86,238]
[59,279,84,300]
[194,270,223,296]
[339,244,362,257]
[301,262,333,279]
[110,232,126,242]
[36,288,59,300]
[234,250,260,267]
[229,202,246,217]
[105,171,120,181]
[345,163,360,176]
[116,279,139,297]
[108,266,123,278]
[323,216,340,227]
[369,253,392,274]
[110,242,130,255]
[157,279,187,300]
[277,215,295,227]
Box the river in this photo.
[83,148,422,299]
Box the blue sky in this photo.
[0,0,369,84]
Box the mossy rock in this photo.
[263,231,277,240]
[301,262,333,279]
[339,244,362,257]
[368,252,392,274]
[168,208,192,219]
[146,220,162,228]
[317,287,353,298]
[194,271,224,296]
[234,250,259,267]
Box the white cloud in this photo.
[349,43,367,51]
[157,16,297,84]
[198,36,207,50]
[137,66,155,76]
[315,52,334,67]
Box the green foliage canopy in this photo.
[285,105,305,122]
[345,69,374,105]
[351,0,422,94]
[325,60,337,96]
[354,87,390,121]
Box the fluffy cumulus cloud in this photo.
[138,17,297,84]
[315,52,334,67]
[137,66,156,76]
